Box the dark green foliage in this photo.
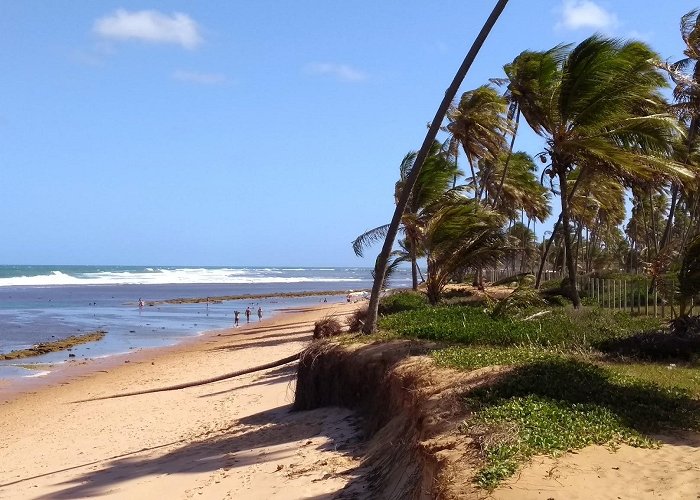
[378,291,427,315]
[467,359,699,488]
[679,235,700,314]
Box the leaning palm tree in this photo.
[353,142,459,290]
[506,36,690,307]
[445,85,511,201]
[363,0,510,334]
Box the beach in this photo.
[0,301,367,499]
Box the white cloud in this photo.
[306,63,368,82]
[556,1,618,31]
[94,9,202,50]
[172,70,227,85]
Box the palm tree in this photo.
[445,85,511,201]
[659,9,700,251]
[353,142,459,290]
[479,151,551,222]
[423,200,506,304]
[363,0,510,334]
[506,36,689,307]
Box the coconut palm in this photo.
[445,85,511,201]
[423,200,506,304]
[478,151,551,222]
[506,36,689,307]
[352,142,459,290]
[363,0,510,334]
[569,170,626,273]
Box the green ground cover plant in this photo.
[466,359,699,488]
[378,304,660,349]
[377,290,428,315]
[375,300,698,489]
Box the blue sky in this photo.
[0,1,697,266]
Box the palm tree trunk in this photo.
[362,0,510,334]
[492,108,520,209]
[557,169,581,307]
[660,115,698,251]
[535,214,561,288]
[409,238,419,291]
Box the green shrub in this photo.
[378,290,427,315]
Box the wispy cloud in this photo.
[172,70,228,85]
[305,63,368,83]
[556,0,618,31]
[93,9,202,50]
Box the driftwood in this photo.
[73,352,302,403]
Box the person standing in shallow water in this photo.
[257,307,262,321]
[245,307,251,323]
[234,310,240,327]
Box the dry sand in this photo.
[0,302,367,500]
[492,433,700,499]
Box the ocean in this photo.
[0,265,410,379]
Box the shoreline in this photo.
[145,289,366,306]
[0,290,360,389]
[0,300,366,498]
[0,300,343,401]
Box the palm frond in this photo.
[351,224,392,257]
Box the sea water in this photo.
[0,266,410,379]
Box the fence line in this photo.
[485,268,696,318]
[582,276,696,319]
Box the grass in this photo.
[378,304,661,349]
[373,300,699,489]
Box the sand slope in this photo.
[0,302,366,500]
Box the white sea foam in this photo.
[24,370,51,378]
[0,267,365,287]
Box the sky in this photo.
[0,1,698,266]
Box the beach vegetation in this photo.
[374,301,700,488]
[362,0,511,334]
[378,290,427,315]
[346,307,368,333]
[313,317,343,339]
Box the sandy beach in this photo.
[0,302,366,500]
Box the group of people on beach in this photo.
[234,306,262,326]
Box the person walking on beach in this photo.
[234,310,240,327]
[245,307,251,323]
[257,307,262,321]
